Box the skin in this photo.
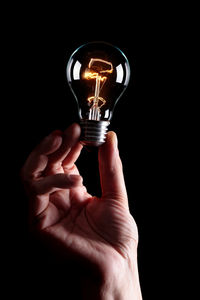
[21,123,142,299]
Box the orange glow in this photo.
[87,96,106,108]
[84,58,113,119]
[84,72,107,81]
[84,58,113,81]
[88,58,113,74]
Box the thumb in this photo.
[98,131,128,208]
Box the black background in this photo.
[3,5,186,299]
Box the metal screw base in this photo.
[80,120,110,147]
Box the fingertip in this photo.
[99,131,118,157]
[68,174,83,184]
[64,123,81,140]
[51,173,83,187]
[52,135,63,149]
[34,132,62,155]
[46,134,63,151]
[106,131,118,148]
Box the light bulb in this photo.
[66,41,130,146]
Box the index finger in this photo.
[21,131,62,180]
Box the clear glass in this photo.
[66,41,130,122]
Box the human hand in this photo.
[21,123,142,299]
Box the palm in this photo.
[41,163,137,266]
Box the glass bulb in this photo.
[66,41,130,146]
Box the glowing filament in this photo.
[84,58,113,120]
[84,72,106,81]
[88,58,113,74]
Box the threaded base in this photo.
[80,120,110,147]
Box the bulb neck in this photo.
[80,120,110,147]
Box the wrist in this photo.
[102,258,142,300]
[81,253,142,300]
